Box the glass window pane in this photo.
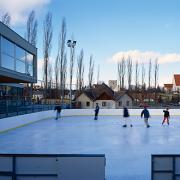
[1,54,14,70]
[1,37,14,56]
[16,60,25,73]
[16,46,25,61]
[153,173,173,180]
[27,64,33,76]
[153,157,173,171]
[26,52,33,66]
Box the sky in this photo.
[0,0,180,87]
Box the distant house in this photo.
[164,84,173,92]
[114,91,133,108]
[75,83,133,109]
[173,74,180,91]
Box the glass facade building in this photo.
[0,21,37,83]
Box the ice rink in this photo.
[0,115,180,180]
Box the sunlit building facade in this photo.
[0,21,37,83]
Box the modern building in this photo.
[0,21,37,117]
[0,21,37,83]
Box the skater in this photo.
[94,103,100,120]
[162,108,170,125]
[54,104,61,120]
[141,106,151,128]
[122,106,132,127]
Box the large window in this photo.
[16,60,26,73]
[15,45,26,73]
[1,54,14,70]
[1,37,14,56]
[26,52,33,76]
[0,36,34,77]
[16,46,26,62]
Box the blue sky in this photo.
[1,0,180,86]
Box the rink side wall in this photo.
[0,109,180,133]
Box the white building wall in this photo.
[95,100,116,109]
[76,93,94,109]
[116,94,133,108]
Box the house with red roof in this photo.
[173,74,180,91]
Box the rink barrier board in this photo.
[0,109,180,134]
[152,154,180,180]
[0,154,106,180]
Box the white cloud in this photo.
[0,0,51,25]
[110,50,180,64]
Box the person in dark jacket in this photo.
[94,103,100,120]
[54,105,62,120]
[141,106,150,128]
[162,108,170,125]
[122,106,132,127]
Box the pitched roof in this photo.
[75,83,133,102]
[174,74,180,86]
[164,84,173,89]
[114,91,133,101]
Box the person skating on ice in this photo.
[122,106,133,127]
[162,108,170,125]
[54,104,62,120]
[94,103,100,120]
[141,106,151,128]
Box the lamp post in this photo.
[67,39,76,108]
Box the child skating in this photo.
[162,108,170,125]
[94,103,100,120]
[141,106,151,128]
[122,106,133,127]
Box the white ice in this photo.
[0,115,180,180]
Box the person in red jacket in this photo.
[162,108,170,125]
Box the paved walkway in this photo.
[0,115,180,180]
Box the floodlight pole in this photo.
[67,40,76,108]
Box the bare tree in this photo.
[57,17,67,102]
[62,53,67,102]
[1,12,11,27]
[148,59,152,89]
[97,64,100,84]
[117,61,122,90]
[117,56,126,90]
[54,53,59,97]
[121,57,126,89]
[88,55,94,88]
[43,12,53,101]
[127,56,132,90]
[154,58,159,104]
[135,60,139,90]
[141,62,146,89]
[48,63,53,98]
[76,49,84,91]
[154,58,159,89]
[148,59,152,103]
[26,10,38,102]
[141,62,146,103]
[26,10,38,46]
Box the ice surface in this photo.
[0,115,180,180]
